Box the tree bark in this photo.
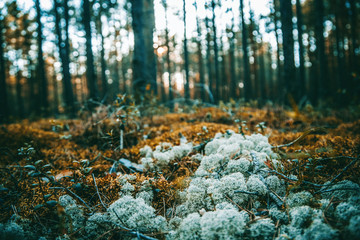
[194,1,206,103]
[314,0,328,102]
[240,0,252,101]
[183,0,190,101]
[0,17,8,122]
[130,0,157,98]
[279,0,296,102]
[211,0,220,103]
[35,0,49,114]
[83,0,99,101]
[296,0,306,100]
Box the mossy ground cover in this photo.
[0,103,359,239]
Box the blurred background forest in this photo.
[0,0,359,122]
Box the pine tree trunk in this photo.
[183,0,190,101]
[0,17,8,122]
[314,0,328,102]
[296,0,306,100]
[83,0,98,101]
[35,0,49,114]
[194,2,206,103]
[240,0,252,101]
[279,0,296,103]
[211,0,220,103]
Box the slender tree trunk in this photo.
[259,43,267,102]
[228,9,237,100]
[52,66,59,115]
[205,16,214,103]
[296,0,306,100]
[194,1,206,103]
[0,17,8,122]
[349,0,358,74]
[280,0,296,103]
[83,0,98,101]
[273,0,282,100]
[183,0,190,101]
[54,0,75,115]
[163,0,174,110]
[35,0,49,114]
[314,0,328,102]
[16,64,24,118]
[335,6,345,92]
[98,0,108,101]
[211,0,220,103]
[240,0,252,101]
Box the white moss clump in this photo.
[346,215,360,239]
[108,195,167,232]
[200,209,247,240]
[0,222,25,240]
[210,173,248,206]
[269,208,289,224]
[136,191,153,205]
[139,145,153,158]
[302,218,338,240]
[117,174,137,185]
[169,213,201,240]
[249,218,276,240]
[225,157,250,174]
[246,175,268,196]
[265,175,286,196]
[140,157,154,171]
[144,142,192,171]
[321,180,360,200]
[289,206,314,228]
[58,195,85,231]
[84,212,112,239]
[286,191,314,208]
[334,202,360,223]
[195,153,226,177]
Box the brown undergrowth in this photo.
[0,104,359,238]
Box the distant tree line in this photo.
[0,0,359,122]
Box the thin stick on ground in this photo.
[92,173,108,209]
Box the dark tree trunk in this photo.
[349,0,358,73]
[228,9,237,100]
[205,16,214,103]
[280,0,296,102]
[16,65,24,118]
[211,0,220,103]
[83,0,98,101]
[183,0,190,101]
[314,0,328,102]
[144,0,157,95]
[194,1,206,103]
[130,0,156,97]
[240,0,252,101]
[296,0,306,100]
[54,0,75,115]
[35,0,49,114]
[98,0,108,101]
[163,0,174,110]
[273,0,282,100]
[0,17,8,122]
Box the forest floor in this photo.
[1,99,360,239]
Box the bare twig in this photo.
[92,173,107,209]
